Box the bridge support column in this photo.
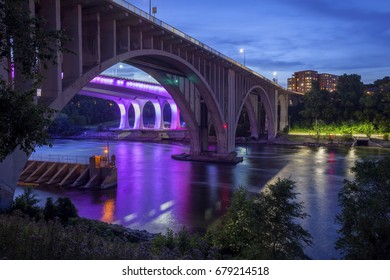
[224,69,237,154]
[151,100,163,129]
[115,99,132,130]
[62,4,83,86]
[200,100,209,152]
[39,0,62,105]
[131,101,142,129]
[0,149,29,210]
[168,100,181,129]
[245,96,259,139]
[279,94,289,132]
[268,89,278,140]
[137,99,148,129]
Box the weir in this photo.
[18,156,117,190]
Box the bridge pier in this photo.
[116,99,132,130]
[0,150,29,210]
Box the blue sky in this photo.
[108,0,390,87]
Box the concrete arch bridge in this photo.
[0,0,299,208]
[82,75,183,130]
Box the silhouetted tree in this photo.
[208,179,312,259]
[333,74,364,121]
[0,0,66,161]
[8,188,41,219]
[300,81,336,125]
[336,158,390,259]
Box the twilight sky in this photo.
[107,0,390,88]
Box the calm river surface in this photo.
[16,139,390,259]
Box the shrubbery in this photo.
[207,179,312,259]
[1,180,312,260]
[336,157,390,259]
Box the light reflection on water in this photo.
[16,140,390,260]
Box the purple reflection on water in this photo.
[22,140,390,259]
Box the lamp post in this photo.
[273,71,278,84]
[149,1,157,16]
[239,48,246,66]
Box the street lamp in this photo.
[273,71,278,84]
[149,0,157,15]
[239,48,246,66]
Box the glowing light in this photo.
[101,199,115,223]
[117,103,127,129]
[124,213,137,222]
[160,200,174,211]
[91,75,170,97]
[131,101,141,129]
[151,100,162,129]
[223,123,228,129]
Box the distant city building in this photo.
[288,70,338,94]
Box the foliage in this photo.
[208,179,312,259]
[48,197,78,224]
[0,213,140,259]
[9,188,78,224]
[60,95,119,127]
[291,75,390,135]
[0,85,55,161]
[336,158,390,259]
[47,113,83,136]
[8,188,41,219]
[151,228,217,259]
[0,0,66,161]
[300,81,337,124]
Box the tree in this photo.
[334,74,364,121]
[8,188,41,219]
[208,179,312,259]
[0,0,65,161]
[43,197,78,223]
[300,81,336,125]
[43,197,56,221]
[54,197,78,223]
[336,158,390,259]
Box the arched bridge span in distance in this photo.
[0,0,301,208]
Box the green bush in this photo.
[207,179,312,259]
[336,158,390,259]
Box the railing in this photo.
[29,154,90,164]
[111,0,285,89]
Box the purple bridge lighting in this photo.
[80,75,182,131]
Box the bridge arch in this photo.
[54,50,227,155]
[237,85,276,140]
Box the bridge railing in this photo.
[111,0,285,89]
[29,154,90,164]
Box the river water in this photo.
[16,139,390,259]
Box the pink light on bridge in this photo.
[91,75,171,98]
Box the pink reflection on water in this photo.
[111,142,192,232]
